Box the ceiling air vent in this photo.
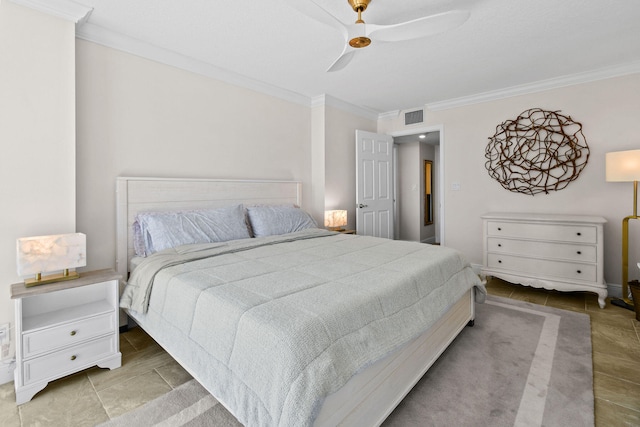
[404,109,424,125]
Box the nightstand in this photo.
[10,269,122,404]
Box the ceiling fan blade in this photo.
[368,10,470,43]
[283,0,348,38]
[327,48,356,72]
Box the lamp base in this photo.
[610,298,635,311]
[25,271,80,287]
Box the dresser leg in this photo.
[15,381,48,405]
[97,352,122,370]
[597,293,607,309]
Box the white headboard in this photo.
[115,177,302,279]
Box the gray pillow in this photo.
[246,205,317,237]
[133,204,251,256]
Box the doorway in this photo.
[392,128,443,245]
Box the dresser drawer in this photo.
[22,335,117,385]
[487,254,596,282]
[487,221,597,243]
[487,238,597,262]
[22,312,115,359]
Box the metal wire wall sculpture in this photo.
[485,108,589,195]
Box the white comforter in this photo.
[121,229,484,426]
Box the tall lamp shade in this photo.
[606,149,640,310]
[17,233,86,287]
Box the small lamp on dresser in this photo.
[606,149,640,310]
[325,210,347,232]
[16,233,86,287]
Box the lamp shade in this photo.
[324,210,347,228]
[606,150,640,182]
[17,233,86,277]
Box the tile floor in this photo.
[0,278,638,426]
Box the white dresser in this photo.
[481,213,607,308]
[11,269,122,404]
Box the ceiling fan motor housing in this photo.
[348,0,370,12]
[348,0,372,48]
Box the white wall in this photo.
[310,105,326,227]
[0,1,76,345]
[324,106,377,231]
[75,40,313,272]
[397,143,421,241]
[380,74,640,290]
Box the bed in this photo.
[115,177,485,427]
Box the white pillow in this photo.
[133,204,251,256]
[246,205,317,237]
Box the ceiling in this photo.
[71,0,640,114]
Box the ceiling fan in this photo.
[287,0,470,72]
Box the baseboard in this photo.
[607,282,622,299]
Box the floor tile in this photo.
[0,382,20,427]
[593,351,640,386]
[585,293,607,311]
[594,371,640,413]
[88,343,175,392]
[122,327,159,351]
[544,291,587,312]
[119,333,136,355]
[18,372,109,427]
[508,288,549,305]
[595,397,640,427]
[587,306,637,330]
[156,360,193,389]
[98,370,172,419]
[591,322,640,359]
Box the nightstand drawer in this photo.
[23,335,117,385]
[487,254,596,282]
[487,238,597,262]
[22,312,115,359]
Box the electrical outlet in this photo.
[0,323,10,360]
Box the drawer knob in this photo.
[70,355,77,361]
[577,251,582,255]
[577,270,581,274]
[498,243,502,247]
[498,260,502,263]
[577,232,582,236]
[497,227,502,231]
[70,330,77,336]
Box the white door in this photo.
[355,130,394,238]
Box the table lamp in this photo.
[325,210,347,232]
[606,149,640,310]
[17,233,86,287]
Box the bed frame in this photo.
[115,176,475,426]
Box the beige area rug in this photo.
[100,295,594,426]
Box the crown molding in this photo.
[311,94,379,121]
[76,23,382,119]
[377,110,401,121]
[75,22,311,109]
[72,11,640,119]
[8,0,93,24]
[426,61,640,111]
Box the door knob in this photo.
[357,204,368,208]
